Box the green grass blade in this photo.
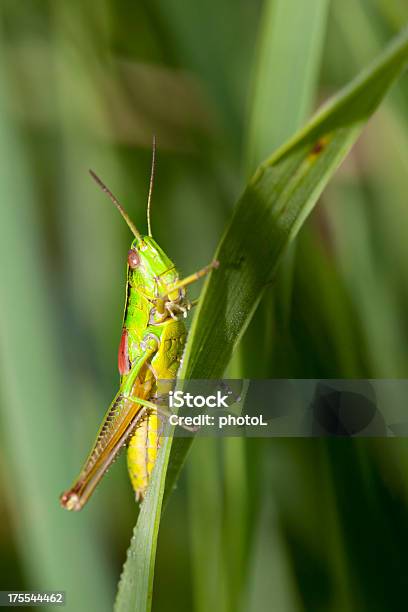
[182,25,408,381]
[165,26,408,494]
[223,1,329,608]
[114,428,174,612]
[113,27,408,612]
[244,458,302,612]
[188,439,228,612]
[243,0,329,357]
[221,436,249,611]
[246,0,330,172]
[0,41,113,612]
[329,181,407,376]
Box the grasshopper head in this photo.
[127,235,180,300]
[90,142,181,303]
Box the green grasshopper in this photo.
[60,140,218,511]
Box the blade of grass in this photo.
[246,0,330,172]
[224,2,330,609]
[182,26,408,378]
[166,26,408,493]
[333,0,408,116]
[220,436,248,612]
[188,439,228,612]
[114,424,174,612]
[291,225,366,377]
[322,438,408,611]
[114,27,408,612]
[244,458,302,612]
[0,33,113,612]
[328,179,407,376]
[244,0,329,328]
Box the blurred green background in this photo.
[0,1,407,611]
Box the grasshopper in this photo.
[60,140,218,511]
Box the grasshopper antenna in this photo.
[89,170,142,241]
[147,135,156,237]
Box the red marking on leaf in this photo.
[313,141,324,154]
[118,328,130,375]
[311,136,328,156]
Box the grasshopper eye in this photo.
[127,249,140,269]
